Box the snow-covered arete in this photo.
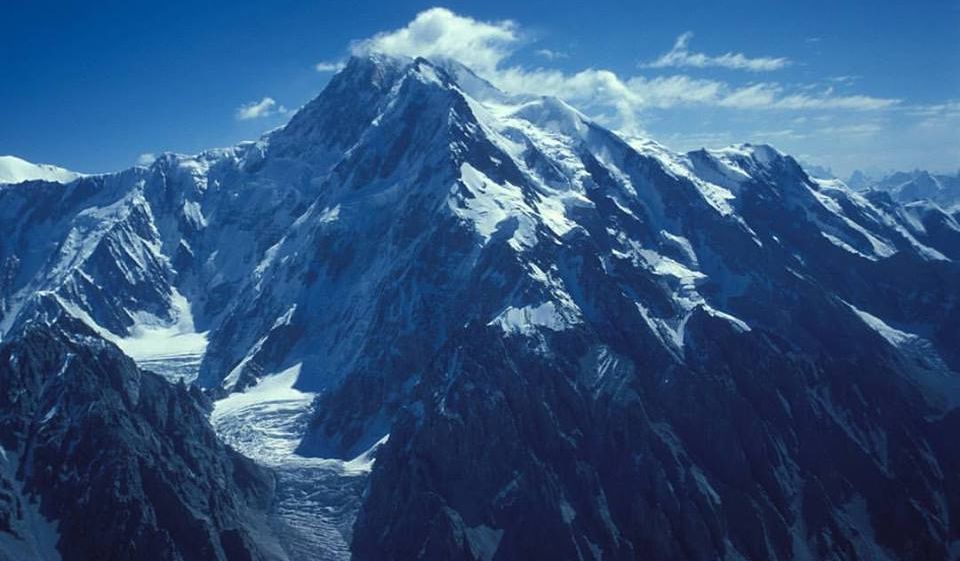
[0,155,83,185]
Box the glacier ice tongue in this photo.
[211,364,384,560]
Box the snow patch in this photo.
[114,288,208,382]
[702,305,751,332]
[318,205,341,224]
[821,232,877,260]
[846,303,916,347]
[453,162,538,250]
[638,248,705,283]
[341,434,390,475]
[181,200,207,228]
[491,301,581,335]
[221,305,297,390]
[465,525,504,561]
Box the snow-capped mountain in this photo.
[0,155,82,185]
[849,168,960,211]
[1,54,959,560]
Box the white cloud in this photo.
[235,97,287,120]
[644,32,790,72]
[136,153,156,166]
[535,48,567,60]
[348,9,900,136]
[351,7,520,75]
[315,61,345,72]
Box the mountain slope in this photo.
[0,156,82,185]
[0,310,286,561]
[0,54,958,560]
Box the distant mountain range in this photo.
[1,54,959,560]
[840,169,960,210]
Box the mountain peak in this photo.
[268,53,498,173]
[0,155,83,185]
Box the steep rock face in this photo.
[356,307,960,560]
[0,311,286,561]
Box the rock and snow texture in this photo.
[0,53,959,560]
[0,316,286,561]
[0,448,61,561]
[0,155,82,185]
[108,288,208,382]
[211,364,376,560]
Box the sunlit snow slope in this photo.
[0,155,82,185]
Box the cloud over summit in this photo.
[351,8,520,75]
[346,8,896,137]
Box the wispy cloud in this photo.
[235,97,287,120]
[901,100,960,131]
[827,75,859,84]
[816,123,885,136]
[644,32,790,72]
[495,69,897,123]
[535,48,567,60]
[902,100,960,119]
[771,92,898,111]
[315,61,345,72]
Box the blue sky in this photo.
[2,0,958,176]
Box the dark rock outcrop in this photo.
[0,314,286,561]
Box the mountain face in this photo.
[1,54,959,560]
[0,156,82,185]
